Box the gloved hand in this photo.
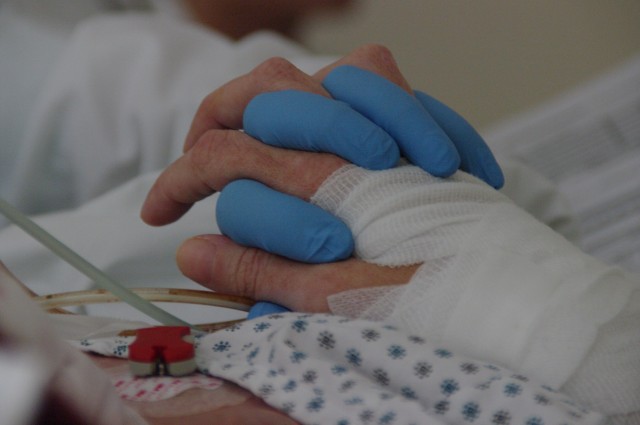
[216,179,353,263]
[244,65,503,188]
[219,65,503,264]
[223,66,503,318]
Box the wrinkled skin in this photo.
[141,45,421,313]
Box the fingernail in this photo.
[176,236,219,283]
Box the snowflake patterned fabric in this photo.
[77,313,603,425]
[199,314,604,425]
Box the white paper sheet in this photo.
[484,53,640,272]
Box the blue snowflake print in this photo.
[313,387,324,397]
[221,363,233,370]
[461,402,481,422]
[113,344,128,357]
[212,340,231,352]
[291,351,307,364]
[434,400,450,415]
[387,345,406,359]
[503,382,522,397]
[246,347,260,364]
[318,331,336,349]
[359,409,374,422]
[408,335,426,345]
[332,365,348,375]
[492,410,511,425]
[292,320,308,333]
[414,361,433,379]
[346,348,362,366]
[241,370,256,381]
[340,380,356,392]
[373,368,390,386]
[511,374,529,382]
[307,397,325,412]
[382,324,398,331]
[534,394,550,405]
[267,313,285,320]
[268,369,279,377]
[400,386,417,400]
[253,322,271,332]
[337,420,350,425]
[440,379,460,397]
[484,364,501,371]
[541,384,557,393]
[460,362,479,374]
[379,411,396,424]
[303,370,318,384]
[241,342,253,351]
[281,402,296,414]
[268,347,276,363]
[224,323,243,332]
[259,384,274,398]
[361,329,380,342]
[283,380,297,392]
[344,397,364,405]
[80,339,91,347]
[525,417,544,425]
[434,348,453,358]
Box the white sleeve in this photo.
[312,164,640,420]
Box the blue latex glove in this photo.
[216,179,354,263]
[247,301,291,320]
[222,66,505,316]
[244,90,400,170]
[413,91,504,189]
[244,65,503,188]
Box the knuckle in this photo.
[188,130,245,190]
[252,57,299,85]
[355,43,396,64]
[198,90,223,118]
[250,57,317,93]
[234,247,269,299]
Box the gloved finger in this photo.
[184,57,328,152]
[186,44,413,153]
[323,65,461,177]
[176,234,419,313]
[141,130,346,226]
[216,179,354,263]
[247,302,291,320]
[414,91,504,189]
[244,90,399,170]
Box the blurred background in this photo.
[299,0,640,131]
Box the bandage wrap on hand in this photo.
[311,164,506,266]
[311,164,639,421]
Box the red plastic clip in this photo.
[128,326,196,377]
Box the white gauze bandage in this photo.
[311,164,639,419]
